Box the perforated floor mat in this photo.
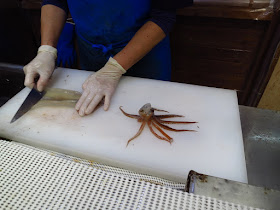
[0,140,262,209]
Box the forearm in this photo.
[113,21,166,70]
[41,4,67,47]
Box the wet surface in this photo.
[187,170,280,210]
[240,105,280,191]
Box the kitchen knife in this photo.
[10,88,46,123]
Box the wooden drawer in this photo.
[170,16,269,103]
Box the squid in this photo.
[119,103,197,146]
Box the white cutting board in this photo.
[0,67,247,183]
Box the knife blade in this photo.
[10,88,46,123]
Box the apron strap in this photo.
[76,30,129,57]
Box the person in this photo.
[23,0,193,116]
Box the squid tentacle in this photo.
[147,121,172,144]
[153,117,196,132]
[126,121,146,147]
[156,114,184,119]
[151,120,173,143]
[119,106,140,120]
[157,118,197,124]
[152,108,169,113]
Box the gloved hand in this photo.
[56,22,77,68]
[23,45,57,92]
[75,57,126,116]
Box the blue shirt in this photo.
[42,0,193,35]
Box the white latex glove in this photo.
[75,57,126,116]
[23,45,57,92]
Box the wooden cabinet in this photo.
[170,4,280,106]
[170,16,269,104]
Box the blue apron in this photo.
[67,0,171,81]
